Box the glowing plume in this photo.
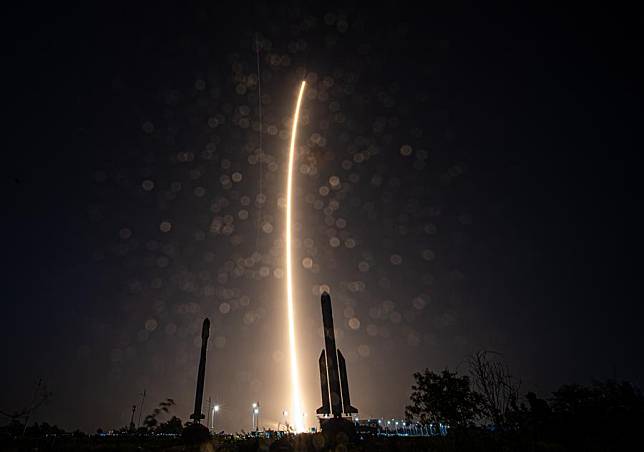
[285,81,306,433]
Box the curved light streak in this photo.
[286,81,306,433]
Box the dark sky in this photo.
[3,2,640,433]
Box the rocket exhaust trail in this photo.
[286,81,306,433]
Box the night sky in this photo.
[3,3,640,433]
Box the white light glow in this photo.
[285,81,306,433]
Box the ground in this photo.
[0,432,574,452]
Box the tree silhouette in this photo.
[143,398,176,431]
[468,350,520,429]
[548,380,644,449]
[405,369,483,428]
[156,416,183,435]
[0,378,52,435]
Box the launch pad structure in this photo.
[183,293,360,439]
[315,292,359,436]
[183,318,211,443]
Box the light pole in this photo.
[282,410,288,432]
[211,404,219,431]
[251,402,260,431]
[137,389,146,428]
[206,397,211,430]
[129,405,136,431]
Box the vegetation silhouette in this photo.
[0,378,52,436]
[405,368,484,428]
[403,351,644,451]
[142,398,176,431]
[2,356,643,451]
[468,350,521,430]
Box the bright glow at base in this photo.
[286,81,306,433]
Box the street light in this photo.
[251,402,260,431]
[211,404,220,431]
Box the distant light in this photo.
[252,402,257,408]
[254,408,259,414]
[214,405,220,412]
